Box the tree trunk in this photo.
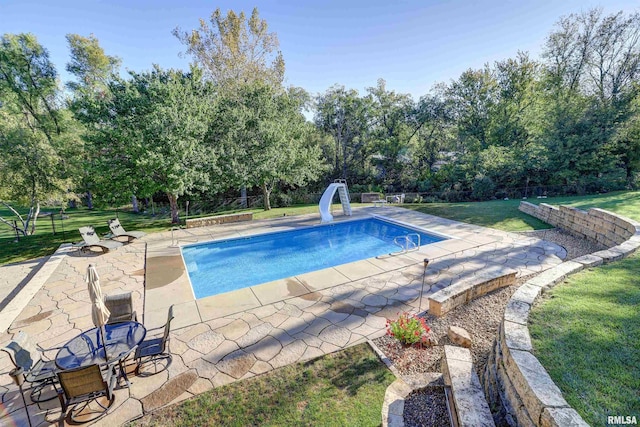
[132,195,139,213]
[86,191,93,209]
[262,183,271,211]
[240,186,247,208]
[167,192,180,224]
[29,202,40,235]
[342,138,348,179]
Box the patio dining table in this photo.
[55,321,146,386]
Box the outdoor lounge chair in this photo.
[107,218,146,242]
[135,305,174,376]
[78,226,123,253]
[57,364,116,423]
[2,331,60,403]
[104,292,138,324]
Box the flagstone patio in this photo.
[0,206,566,426]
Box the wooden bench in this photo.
[428,268,517,316]
[372,200,388,208]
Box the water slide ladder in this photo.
[319,179,352,223]
[390,233,421,255]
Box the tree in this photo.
[613,91,640,185]
[65,33,121,209]
[212,82,326,210]
[174,7,286,206]
[488,53,538,148]
[314,85,374,182]
[406,87,453,190]
[538,9,640,187]
[0,33,61,144]
[0,33,78,235]
[173,7,284,90]
[366,79,416,189]
[66,33,121,96]
[447,68,497,153]
[77,66,217,223]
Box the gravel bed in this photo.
[517,228,606,259]
[403,387,450,427]
[374,228,604,425]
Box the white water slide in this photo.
[319,182,352,223]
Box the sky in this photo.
[2,0,639,100]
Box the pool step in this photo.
[390,233,421,255]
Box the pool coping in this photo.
[142,207,529,330]
[180,215,455,301]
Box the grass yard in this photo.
[529,252,640,425]
[2,190,640,265]
[132,343,395,427]
[0,206,171,264]
[0,203,342,264]
[404,190,640,231]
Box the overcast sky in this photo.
[2,0,639,99]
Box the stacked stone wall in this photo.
[185,212,253,228]
[519,201,636,247]
[483,204,640,426]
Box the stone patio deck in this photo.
[0,206,566,426]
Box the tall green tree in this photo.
[0,33,78,235]
[366,79,416,189]
[613,91,640,185]
[539,9,640,187]
[0,33,61,143]
[315,85,374,182]
[174,7,287,206]
[406,87,453,190]
[65,33,121,209]
[66,33,121,96]
[173,7,284,90]
[212,82,326,210]
[77,66,216,223]
[447,68,497,153]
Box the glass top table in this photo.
[55,321,146,370]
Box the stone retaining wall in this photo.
[443,345,496,427]
[519,201,636,247]
[482,206,640,426]
[185,212,253,228]
[428,269,517,316]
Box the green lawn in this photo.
[529,253,640,425]
[0,206,172,265]
[404,190,640,231]
[132,343,395,427]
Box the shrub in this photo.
[274,193,293,207]
[471,174,496,200]
[386,312,432,346]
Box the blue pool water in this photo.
[182,217,446,299]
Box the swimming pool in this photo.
[181,217,446,299]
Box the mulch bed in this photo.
[373,335,443,375]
